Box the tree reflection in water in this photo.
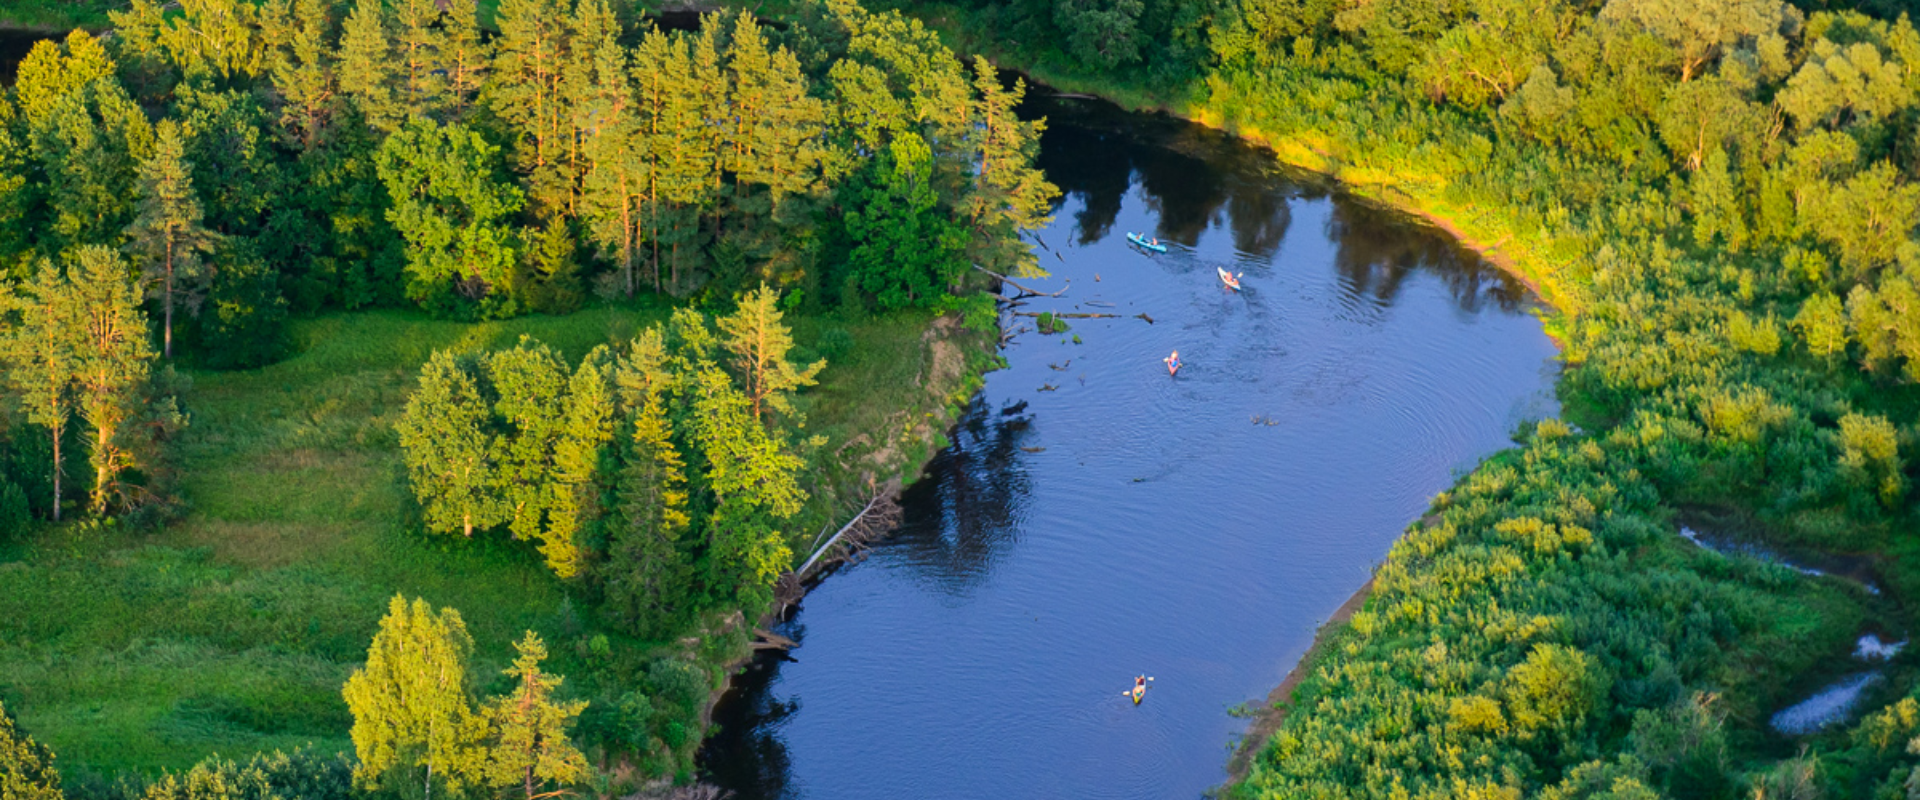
[884,397,1036,596]
[700,398,1034,796]
[1026,89,1527,316]
[1325,200,1531,314]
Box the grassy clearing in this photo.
[0,3,119,32]
[0,303,970,782]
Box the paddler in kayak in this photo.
[1131,675,1148,704]
[1164,350,1181,376]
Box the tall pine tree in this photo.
[127,120,220,360]
[0,266,77,521]
[717,284,824,427]
[480,633,588,800]
[65,247,155,515]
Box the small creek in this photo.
[1679,525,1907,736]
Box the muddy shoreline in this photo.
[1225,576,1375,784]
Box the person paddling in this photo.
[1130,675,1149,704]
[1165,350,1181,376]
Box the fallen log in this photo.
[1013,311,1119,319]
[974,264,1067,299]
[753,628,798,649]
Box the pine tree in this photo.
[641,31,714,293]
[342,596,487,798]
[0,700,62,800]
[480,633,588,800]
[602,328,691,635]
[0,265,77,521]
[522,218,583,313]
[583,119,648,296]
[440,0,490,121]
[128,120,220,360]
[716,284,825,427]
[390,0,448,122]
[963,57,1058,277]
[728,20,828,208]
[396,350,504,537]
[491,0,571,209]
[65,247,156,516]
[261,0,338,148]
[541,352,612,580]
[337,0,399,132]
[689,365,803,592]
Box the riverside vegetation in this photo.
[860,0,1920,796]
[0,0,1049,796]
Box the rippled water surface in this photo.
[702,93,1561,799]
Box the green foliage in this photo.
[127,120,219,360]
[341,595,487,796]
[395,350,505,539]
[718,284,827,427]
[0,701,62,800]
[842,134,970,311]
[190,237,290,370]
[377,120,527,319]
[478,633,589,800]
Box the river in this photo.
[701,93,1561,797]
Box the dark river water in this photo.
[702,94,1561,797]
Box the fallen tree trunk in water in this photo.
[1013,311,1121,319]
[975,264,1067,299]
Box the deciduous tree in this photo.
[0,700,62,800]
[342,596,487,798]
[377,120,526,317]
[396,350,503,537]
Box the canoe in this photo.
[1218,266,1241,291]
[1127,232,1167,253]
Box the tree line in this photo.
[0,0,1055,336]
[0,0,1054,539]
[396,284,822,637]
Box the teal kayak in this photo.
[1127,232,1166,252]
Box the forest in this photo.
[0,0,1049,796]
[863,0,1920,796]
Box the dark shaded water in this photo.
[702,95,1560,798]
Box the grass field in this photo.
[0,303,972,783]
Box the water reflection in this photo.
[1028,93,1523,315]
[885,398,1035,595]
[703,86,1558,800]
[1327,201,1530,314]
